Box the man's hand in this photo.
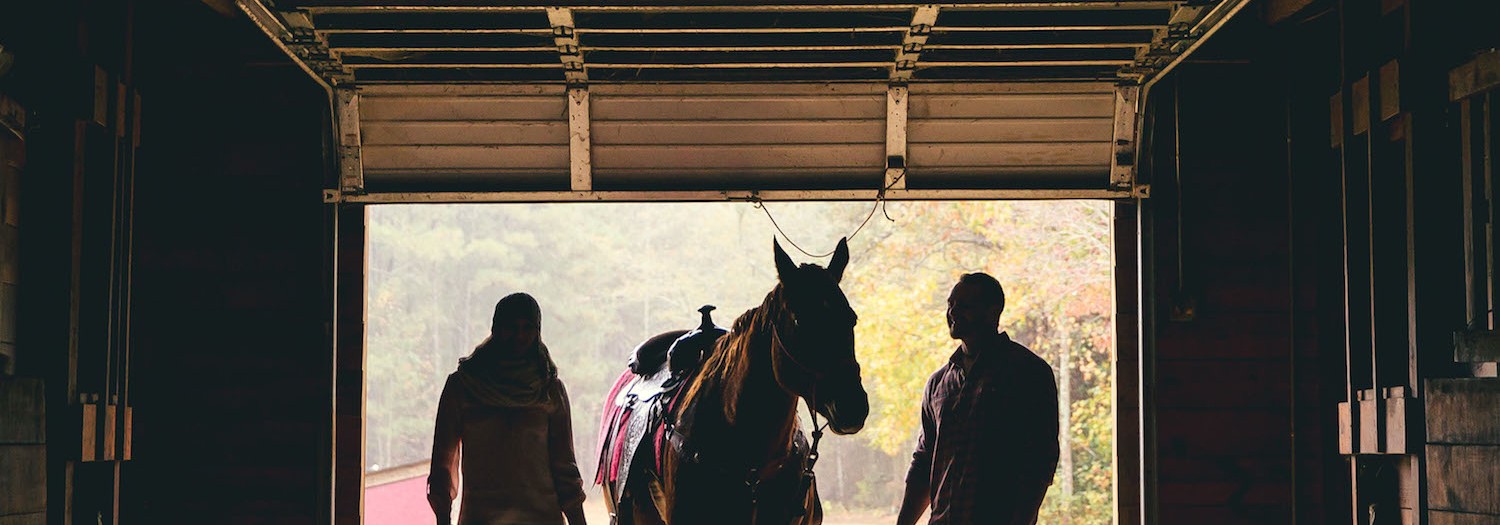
[895,480,931,525]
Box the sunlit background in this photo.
[363,201,1114,524]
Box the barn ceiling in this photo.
[239,1,1244,87]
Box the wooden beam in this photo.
[1449,50,1500,102]
[1263,0,1319,25]
[568,87,592,191]
[885,85,907,189]
[1110,84,1140,190]
[1454,331,1500,363]
[335,88,364,194]
[332,187,1143,204]
[545,7,587,85]
[892,4,939,83]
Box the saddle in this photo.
[598,306,728,512]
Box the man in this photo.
[896,272,1060,525]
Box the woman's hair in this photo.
[491,292,542,332]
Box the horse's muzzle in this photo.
[821,391,869,435]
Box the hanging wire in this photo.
[751,170,905,258]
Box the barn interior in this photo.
[1,0,1498,524]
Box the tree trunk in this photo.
[1058,318,1075,502]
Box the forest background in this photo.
[365,200,1115,523]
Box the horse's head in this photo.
[769,237,869,435]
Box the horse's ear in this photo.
[828,237,850,283]
[773,237,797,282]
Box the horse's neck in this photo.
[700,331,799,465]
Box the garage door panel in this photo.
[361,96,566,121]
[907,142,1111,168]
[594,168,881,191]
[909,118,1114,143]
[593,120,883,146]
[593,96,884,121]
[910,93,1114,119]
[366,169,569,191]
[595,144,884,169]
[354,82,1119,192]
[912,166,1110,190]
[362,145,568,170]
[362,121,567,146]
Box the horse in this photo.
[595,237,869,525]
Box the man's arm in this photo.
[896,376,939,525]
[895,474,931,525]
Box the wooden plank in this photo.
[1155,409,1290,457]
[1158,481,1293,507]
[1155,359,1290,409]
[1359,391,1380,454]
[361,121,568,146]
[594,82,888,97]
[1426,378,1500,445]
[1384,394,1413,454]
[364,168,567,183]
[910,117,1114,143]
[1429,510,1500,525]
[1462,98,1483,326]
[1154,313,1293,360]
[361,145,569,170]
[1380,60,1401,121]
[0,378,44,444]
[568,87,591,192]
[1,226,17,285]
[360,96,566,121]
[886,85,908,189]
[0,513,46,525]
[0,284,14,345]
[1352,75,1371,135]
[1264,0,1319,25]
[1330,91,1343,148]
[3,157,16,227]
[907,142,1110,167]
[0,444,46,513]
[484,118,1119,145]
[1454,331,1500,363]
[1449,50,1500,102]
[594,143,884,169]
[595,120,883,145]
[1427,445,1500,514]
[80,402,96,462]
[910,93,1114,119]
[359,83,566,97]
[592,95,884,121]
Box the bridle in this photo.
[765,306,860,518]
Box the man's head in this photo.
[946,272,1005,340]
[491,292,542,353]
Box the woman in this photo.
[428,293,588,525]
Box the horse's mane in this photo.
[679,284,788,425]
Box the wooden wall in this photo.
[0,0,336,523]
[1141,11,1349,525]
[1141,1,1500,523]
[123,2,334,523]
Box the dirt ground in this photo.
[581,499,898,524]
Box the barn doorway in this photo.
[360,200,1117,524]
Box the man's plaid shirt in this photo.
[905,333,1060,525]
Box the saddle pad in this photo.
[595,370,634,485]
